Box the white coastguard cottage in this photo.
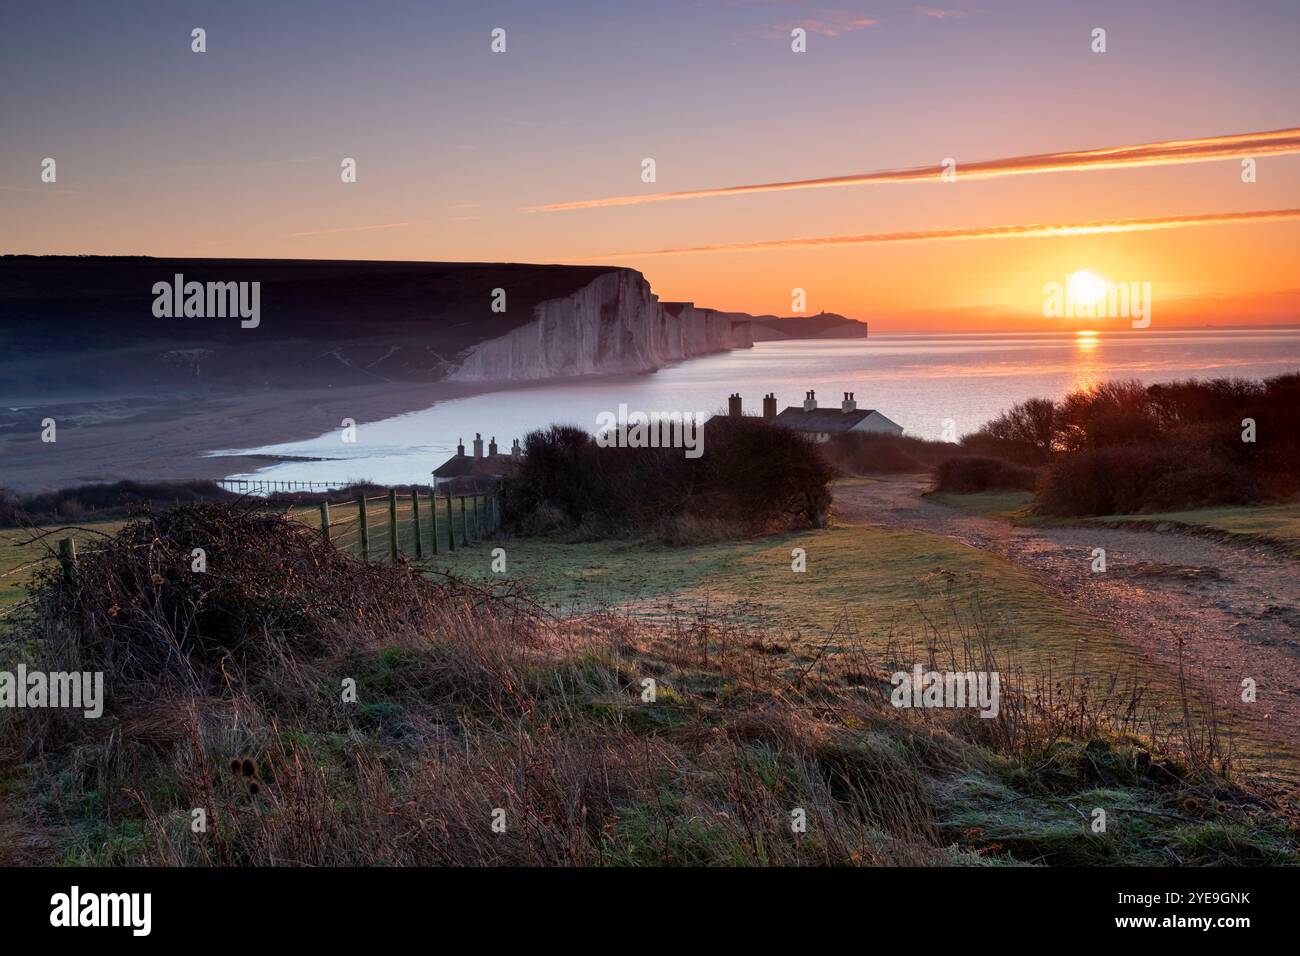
[771,390,903,442]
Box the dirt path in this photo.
[834,477,1300,778]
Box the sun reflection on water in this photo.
[1070,330,1102,391]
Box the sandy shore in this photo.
[0,368,676,493]
[0,381,507,492]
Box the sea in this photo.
[213,327,1300,488]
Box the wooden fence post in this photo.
[447,485,456,552]
[460,495,468,547]
[58,537,78,588]
[472,494,480,541]
[388,489,400,561]
[411,489,423,559]
[430,486,439,555]
[357,495,369,561]
[319,501,331,544]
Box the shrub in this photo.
[977,397,1055,463]
[22,502,469,701]
[932,456,1038,494]
[0,487,21,526]
[57,498,85,520]
[974,374,1300,514]
[501,424,611,526]
[0,479,237,527]
[957,431,1046,466]
[1143,457,1259,512]
[695,415,834,528]
[1036,445,1255,516]
[0,480,431,528]
[821,432,965,474]
[1053,379,1159,453]
[501,417,833,537]
[822,432,924,474]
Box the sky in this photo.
[2,0,1298,330]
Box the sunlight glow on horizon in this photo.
[1067,272,1110,312]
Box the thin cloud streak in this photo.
[578,208,1300,259]
[288,220,422,238]
[734,12,880,42]
[913,6,968,20]
[532,127,1300,212]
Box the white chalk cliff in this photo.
[449,269,754,382]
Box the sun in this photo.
[1066,270,1109,310]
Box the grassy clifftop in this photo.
[2,503,1293,866]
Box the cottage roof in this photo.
[772,406,881,433]
[432,454,515,478]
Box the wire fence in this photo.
[290,486,502,562]
[215,479,341,494]
[1,485,502,609]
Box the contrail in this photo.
[577,208,1300,259]
[532,127,1300,212]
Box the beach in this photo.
[0,382,489,493]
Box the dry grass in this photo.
[0,503,1293,867]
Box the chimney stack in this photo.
[803,390,817,412]
[728,392,742,418]
[488,436,498,456]
[457,437,465,457]
[842,391,857,412]
[473,433,484,458]
[762,393,777,419]
[511,438,521,459]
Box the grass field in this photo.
[0,520,126,610]
[1088,503,1300,556]
[0,496,1260,735]
[413,520,1205,738]
[3,500,1143,682]
[4,498,1294,865]
[926,490,1035,520]
[0,496,1181,683]
[928,492,1300,557]
[5,494,1287,689]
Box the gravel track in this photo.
[834,477,1300,779]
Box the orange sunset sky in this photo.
[2,0,1298,330]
